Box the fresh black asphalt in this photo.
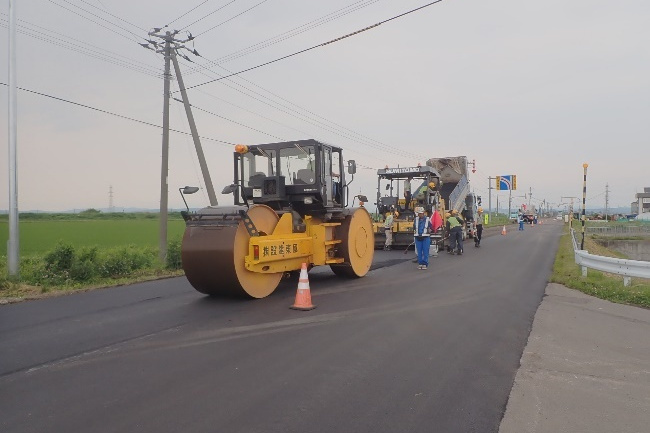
[0,222,562,433]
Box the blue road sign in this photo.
[497,175,517,190]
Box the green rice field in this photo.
[0,219,186,257]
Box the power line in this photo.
[180,0,240,30]
[173,98,285,140]
[166,0,213,28]
[76,0,147,32]
[181,0,445,91]
[47,0,144,44]
[0,17,161,77]
[177,57,422,161]
[182,0,381,75]
[0,82,235,146]
[194,0,271,38]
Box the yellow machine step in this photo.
[325,258,345,264]
[324,240,342,245]
[321,222,341,227]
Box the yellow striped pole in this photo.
[581,163,588,250]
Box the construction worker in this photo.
[414,180,436,207]
[383,210,395,251]
[413,207,433,269]
[447,209,464,255]
[474,207,484,247]
[404,178,412,211]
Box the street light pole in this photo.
[488,176,496,220]
[7,0,19,277]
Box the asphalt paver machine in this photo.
[373,165,443,249]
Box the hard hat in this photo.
[478,207,483,212]
[445,212,451,218]
[385,212,391,217]
[394,211,399,217]
[428,181,436,189]
[415,207,424,213]
[452,209,458,215]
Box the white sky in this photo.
[1,0,648,212]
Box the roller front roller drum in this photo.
[181,206,375,299]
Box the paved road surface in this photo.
[0,222,561,433]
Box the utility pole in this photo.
[109,185,114,212]
[508,188,512,219]
[158,35,171,262]
[605,183,609,222]
[581,164,588,250]
[144,29,217,261]
[561,196,578,227]
[528,187,532,211]
[7,0,19,277]
[488,176,496,220]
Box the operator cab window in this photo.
[280,144,315,185]
[242,148,276,188]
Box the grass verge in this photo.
[551,225,650,309]
[0,238,184,304]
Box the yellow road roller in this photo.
[181,139,374,298]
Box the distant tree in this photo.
[80,208,101,215]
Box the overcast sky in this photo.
[1,0,648,213]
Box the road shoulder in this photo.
[499,283,650,433]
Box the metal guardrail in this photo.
[586,224,650,235]
[571,228,650,286]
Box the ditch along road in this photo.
[1,222,558,433]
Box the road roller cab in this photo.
[233,139,353,214]
[181,139,375,299]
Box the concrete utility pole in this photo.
[605,183,609,222]
[488,176,496,220]
[144,29,216,261]
[7,0,19,277]
[561,196,578,227]
[158,35,172,262]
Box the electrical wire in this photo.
[166,0,213,28]
[194,0,271,38]
[47,0,144,44]
[76,0,147,33]
[181,0,381,76]
[174,98,286,140]
[179,0,240,30]
[177,57,422,161]
[0,82,234,146]
[181,0,445,91]
[0,17,161,77]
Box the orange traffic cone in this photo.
[501,225,507,235]
[290,263,316,311]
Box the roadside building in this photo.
[631,187,650,215]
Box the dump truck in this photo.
[180,139,374,298]
[372,165,443,250]
[425,156,477,244]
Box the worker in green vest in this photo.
[446,209,465,255]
